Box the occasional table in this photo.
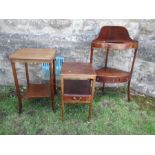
[9,48,56,112]
[61,62,96,121]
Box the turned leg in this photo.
[88,99,92,121]
[88,78,95,120]
[61,101,64,122]
[128,80,131,102]
[102,83,105,93]
[53,59,57,94]
[11,61,22,113]
[49,62,55,111]
[61,77,64,122]
[128,48,138,102]
[25,63,29,88]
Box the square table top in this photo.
[61,62,96,80]
[9,48,56,63]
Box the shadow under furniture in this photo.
[61,62,96,121]
[90,26,138,101]
[9,48,56,112]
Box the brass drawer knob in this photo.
[73,97,76,100]
[72,97,82,100]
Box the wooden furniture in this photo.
[90,26,138,101]
[61,62,96,121]
[9,48,56,112]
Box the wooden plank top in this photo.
[9,48,56,62]
[61,62,96,79]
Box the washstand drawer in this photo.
[63,95,91,102]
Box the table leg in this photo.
[88,78,96,120]
[25,63,29,88]
[11,61,22,113]
[61,77,64,122]
[53,59,57,94]
[102,83,105,93]
[128,80,131,102]
[50,62,55,111]
[92,78,96,99]
[88,99,92,121]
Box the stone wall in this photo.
[0,19,155,97]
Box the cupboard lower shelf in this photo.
[23,84,51,99]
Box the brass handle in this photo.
[79,97,82,100]
[73,96,76,100]
[72,97,82,100]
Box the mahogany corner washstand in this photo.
[90,26,138,101]
[61,62,96,121]
[9,48,56,112]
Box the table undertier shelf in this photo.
[23,84,51,99]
